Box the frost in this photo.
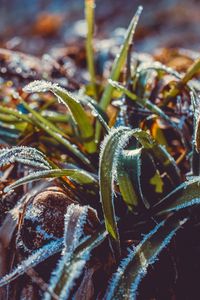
[129,229,180,299]
[43,204,98,299]
[78,95,110,133]
[44,228,107,300]
[136,61,182,79]
[23,80,58,93]
[59,258,89,300]
[0,239,63,287]
[44,251,89,300]
[14,158,50,170]
[24,204,42,221]
[4,170,54,193]
[166,197,200,212]
[24,80,96,157]
[99,127,134,241]
[5,168,97,194]
[23,80,80,105]
[99,126,130,183]
[0,146,51,170]
[64,203,97,253]
[105,221,164,299]
[99,126,140,241]
[99,126,180,239]
[190,91,200,151]
[105,219,187,299]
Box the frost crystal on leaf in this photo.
[105,218,187,300]
[0,239,63,287]
[64,203,97,252]
[44,225,106,300]
[23,80,58,93]
[23,80,80,105]
[0,146,51,170]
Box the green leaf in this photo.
[0,105,33,124]
[4,168,98,193]
[104,216,187,300]
[95,6,143,143]
[136,61,182,79]
[23,81,97,153]
[41,111,71,123]
[20,99,92,169]
[78,94,109,132]
[150,172,164,193]
[44,227,107,300]
[109,79,177,129]
[99,127,180,258]
[162,57,200,106]
[20,100,66,136]
[194,115,200,152]
[117,149,141,209]
[0,113,21,123]
[85,0,97,99]
[99,6,143,110]
[117,148,164,210]
[152,177,200,215]
[99,127,135,258]
[182,57,200,84]
[132,129,181,186]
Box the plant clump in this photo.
[0,3,200,300]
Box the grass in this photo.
[0,3,200,300]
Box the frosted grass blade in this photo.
[24,81,96,153]
[5,168,97,193]
[104,217,187,299]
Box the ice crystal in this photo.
[0,239,63,287]
[0,146,51,170]
[105,219,187,299]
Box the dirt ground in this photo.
[0,0,200,55]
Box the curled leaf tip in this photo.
[23,80,58,93]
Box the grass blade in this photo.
[95,6,143,142]
[152,177,200,215]
[85,0,97,99]
[109,79,177,129]
[63,203,99,252]
[99,127,180,258]
[132,129,181,186]
[24,81,97,153]
[20,100,92,169]
[5,168,98,193]
[117,148,164,210]
[0,106,33,124]
[44,227,107,300]
[0,239,63,288]
[79,94,109,132]
[163,57,200,105]
[0,146,51,170]
[99,6,143,110]
[136,61,182,79]
[117,150,140,209]
[99,127,132,258]
[104,217,187,300]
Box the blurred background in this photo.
[0,0,200,56]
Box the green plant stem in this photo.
[21,100,94,170]
[109,80,177,129]
[163,57,200,106]
[0,106,33,124]
[99,6,143,111]
[95,6,143,144]
[85,0,97,100]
